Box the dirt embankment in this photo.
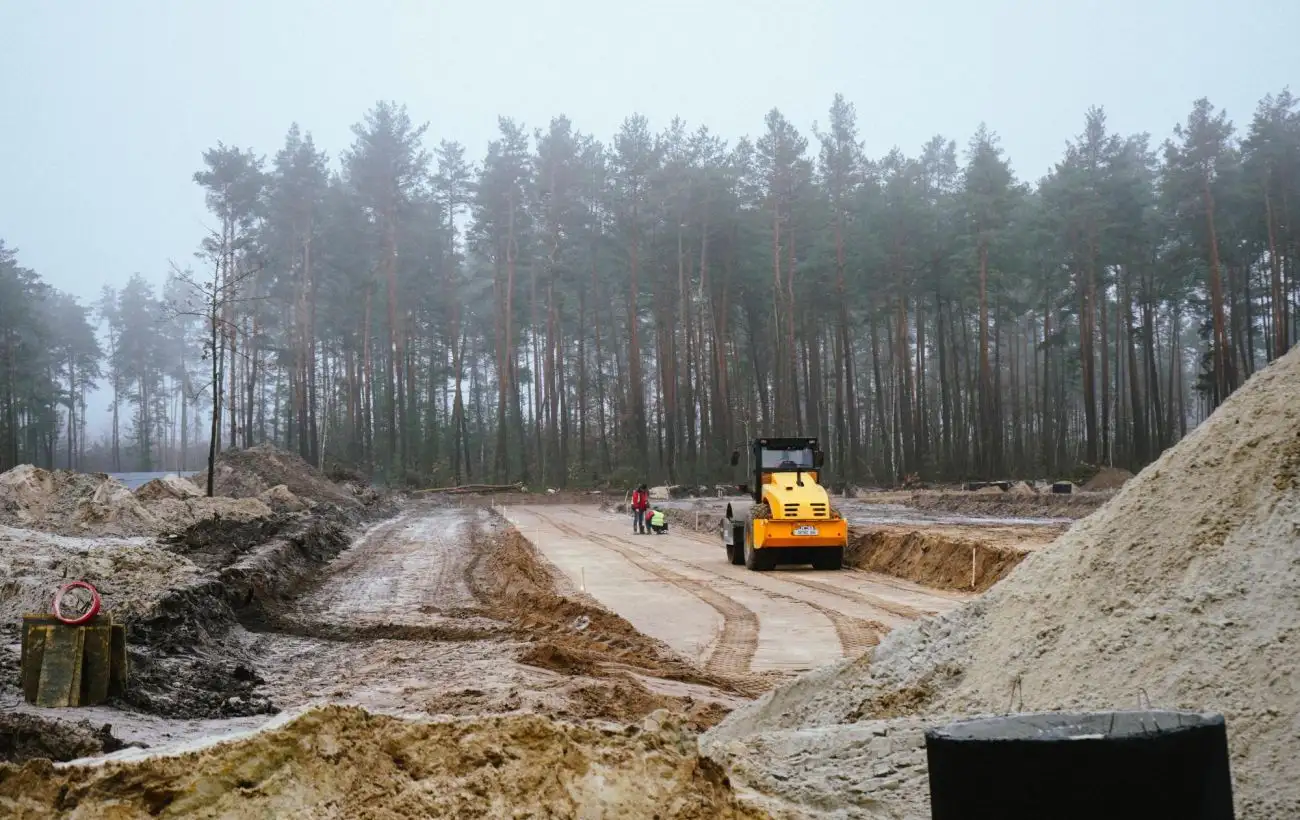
[0,706,766,820]
[611,498,1053,593]
[118,511,354,719]
[705,344,1300,818]
[847,525,1060,593]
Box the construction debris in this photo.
[21,612,128,708]
[703,345,1300,819]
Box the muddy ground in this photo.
[1,488,747,764]
[0,488,771,817]
[0,457,1063,818]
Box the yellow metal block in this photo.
[753,517,848,549]
[35,626,85,708]
[21,613,126,708]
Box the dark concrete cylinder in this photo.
[924,710,1234,820]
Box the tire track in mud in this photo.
[775,574,927,620]
[279,505,491,640]
[548,511,882,664]
[606,533,884,660]
[530,510,761,677]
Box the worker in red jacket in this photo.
[630,484,649,534]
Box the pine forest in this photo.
[3,90,1299,489]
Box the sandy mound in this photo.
[0,706,765,819]
[0,467,153,536]
[1006,481,1038,496]
[1084,465,1136,490]
[705,345,1300,819]
[146,496,274,534]
[257,483,308,511]
[0,466,273,537]
[132,475,202,502]
[196,445,362,510]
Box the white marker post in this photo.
[581,566,586,592]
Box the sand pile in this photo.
[257,483,308,511]
[0,467,154,536]
[0,466,274,537]
[132,475,202,502]
[145,496,273,535]
[704,345,1300,819]
[1084,465,1136,490]
[1006,480,1038,496]
[196,445,363,510]
[0,706,766,819]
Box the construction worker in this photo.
[648,507,668,535]
[630,484,649,534]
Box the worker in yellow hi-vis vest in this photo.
[648,508,668,535]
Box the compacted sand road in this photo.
[502,504,970,676]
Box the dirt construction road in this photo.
[502,504,970,676]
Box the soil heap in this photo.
[0,466,272,537]
[704,345,1300,819]
[0,706,767,819]
[196,445,367,511]
[1083,465,1136,490]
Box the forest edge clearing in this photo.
[0,443,1062,817]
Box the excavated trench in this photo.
[20,498,746,749]
[108,506,368,720]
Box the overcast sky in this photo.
[4,0,1293,300]
[1,0,1293,436]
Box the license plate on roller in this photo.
[793,525,818,536]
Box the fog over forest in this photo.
[2,0,1296,488]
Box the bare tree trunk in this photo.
[1203,181,1234,404]
[1267,188,1288,359]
